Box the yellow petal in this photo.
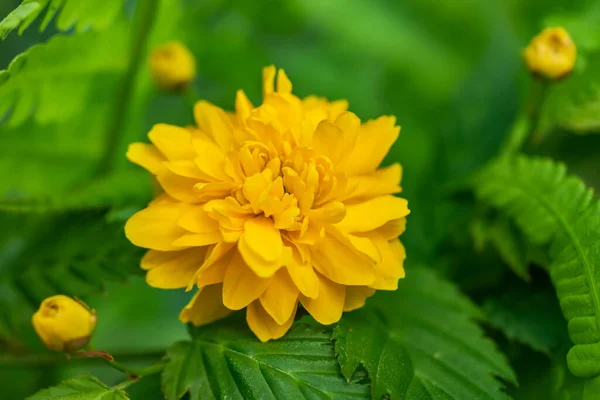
[194,101,234,151]
[179,284,232,326]
[192,135,229,181]
[125,202,188,251]
[359,217,407,240]
[164,160,204,179]
[343,116,400,175]
[259,269,299,325]
[343,287,376,312]
[312,233,376,285]
[222,251,272,310]
[178,205,219,233]
[299,274,345,325]
[276,69,293,94]
[238,217,283,278]
[235,90,254,122]
[172,231,221,247]
[247,300,297,342]
[308,201,346,224]
[262,65,276,98]
[283,244,319,299]
[126,143,165,175]
[370,239,406,290]
[345,164,402,201]
[337,195,409,233]
[188,242,236,290]
[157,168,200,203]
[142,248,207,289]
[313,120,344,165]
[148,123,195,161]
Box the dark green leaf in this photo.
[162,317,368,400]
[335,267,516,399]
[26,375,128,400]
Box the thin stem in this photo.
[95,0,160,175]
[0,350,165,367]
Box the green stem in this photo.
[103,358,165,379]
[0,350,165,366]
[95,0,160,175]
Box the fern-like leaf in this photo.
[0,211,143,339]
[0,0,124,40]
[27,375,129,400]
[161,317,368,400]
[335,267,516,399]
[476,155,600,378]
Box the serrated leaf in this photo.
[0,211,144,339]
[475,155,600,378]
[482,286,569,354]
[162,317,369,400]
[26,375,128,400]
[0,0,124,40]
[335,267,516,400]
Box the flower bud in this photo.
[32,295,97,352]
[149,41,196,92]
[523,27,576,80]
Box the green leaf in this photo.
[482,286,569,354]
[335,267,516,400]
[0,0,124,40]
[26,375,129,400]
[161,317,369,400]
[475,155,600,378]
[0,211,143,339]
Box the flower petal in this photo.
[222,251,272,310]
[125,202,188,251]
[343,286,376,312]
[178,205,219,233]
[188,242,236,290]
[312,233,376,285]
[172,231,221,248]
[259,269,299,325]
[148,123,195,161]
[194,101,235,151]
[142,248,207,289]
[192,135,229,181]
[299,274,345,325]
[370,238,406,290]
[157,168,200,203]
[283,244,319,299]
[238,217,283,277]
[345,163,402,201]
[246,300,296,342]
[343,116,400,175]
[179,284,232,326]
[127,143,165,175]
[262,65,276,98]
[337,195,409,233]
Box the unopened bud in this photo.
[523,27,576,80]
[149,41,196,92]
[32,295,97,352]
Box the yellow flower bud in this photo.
[523,27,576,80]
[149,41,196,91]
[32,295,97,352]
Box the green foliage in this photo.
[0,0,124,40]
[335,267,516,399]
[476,155,600,379]
[482,285,569,354]
[26,375,128,400]
[162,317,368,400]
[0,211,143,339]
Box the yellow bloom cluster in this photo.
[523,27,576,80]
[126,66,409,341]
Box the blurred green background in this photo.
[1,0,599,398]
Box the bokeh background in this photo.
[1,0,599,398]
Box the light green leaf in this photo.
[335,267,516,400]
[483,286,569,354]
[476,155,600,378]
[0,0,124,40]
[26,375,128,400]
[162,317,369,400]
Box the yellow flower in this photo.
[126,66,409,342]
[149,41,196,91]
[523,27,576,80]
[32,295,97,352]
